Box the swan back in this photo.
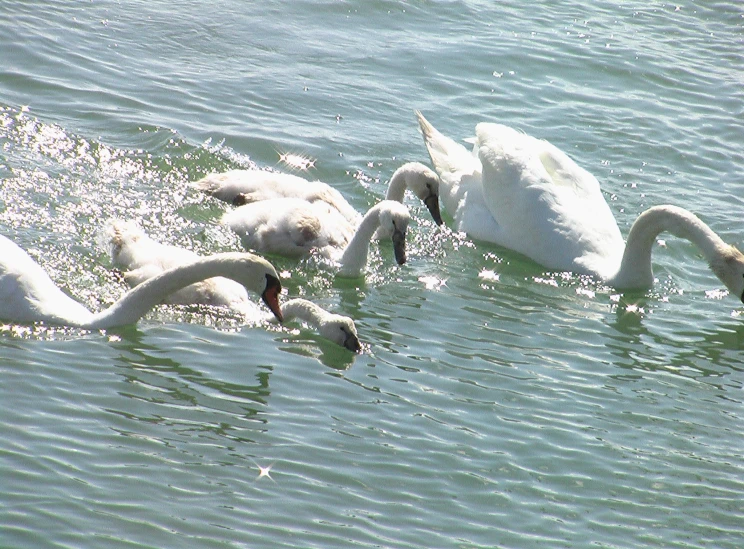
[194,169,361,225]
[194,170,309,204]
[475,122,624,276]
[221,198,354,258]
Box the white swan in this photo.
[106,222,361,349]
[416,111,744,300]
[193,162,443,227]
[221,198,410,277]
[0,233,284,329]
[272,298,361,351]
[107,220,264,311]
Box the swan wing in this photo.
[222,198,353,258]
[476,123,624,275]
[193,170,312,204]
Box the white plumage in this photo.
[417,110,744,299]
[0,232,284,329]
[193,161,443,227]
[221,199,410,277]
[106,221,360,349]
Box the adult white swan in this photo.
[221,198,410,277]
[0,233,284,329]
[416,111,744,300]
[106,221,361,350]
[193,162,443,227]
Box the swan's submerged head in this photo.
[399,162,443,226]
[320,315,362,352]
[376,201,410,266]
[709,245,744,303]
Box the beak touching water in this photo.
[345,331,362,353]
[424,193,443,226]
[262,274,284,322]
[392,228,407,265]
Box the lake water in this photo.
[1,1,743,548]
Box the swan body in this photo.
[417,111,744,300]
[274,298,361,351]
[0,233,284,329]
[105,222,360,348]
[222,199,410,277]
[107,220,265,313]
[194,162,443,227]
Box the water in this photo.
[2,1,743,548]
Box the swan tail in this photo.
[415,111,477,177]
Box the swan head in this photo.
[226,254,284,321]
[397,162,443,226]
[709,245,744,303]
[320,314,362,352]
[375,201,410,265]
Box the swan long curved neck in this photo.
[280,299,326,325]
[86,253,257,329]
[385,167,409,202]
[612,205,727,288]
[337,205,381,277]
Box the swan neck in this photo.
[337,206,381,276]
[385,168,407,202]
[86,254,252,329]
[281,299,325,325]
[614,205,724,288]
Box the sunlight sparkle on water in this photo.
[278,151,316,171]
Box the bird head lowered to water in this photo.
[709,245,744,303]
[387,162,443,226]
[375,201,410,265]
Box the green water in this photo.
[1,1,743,548]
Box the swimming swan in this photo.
[0,233,284,329]
[416,111,744,300]
[106,222,361,349]
[107,220,264,311]
[193,162,443,226]
[221,198,410,277]
[271,298,361,352]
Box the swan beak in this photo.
[424,193,443,226]
[262,274,284,322]
[392,228,407,265]
[344,332,362,352]
[232,193,248,206]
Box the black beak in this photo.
[232,193,248,206]
[261,274,283,322]
[424,193,443,226]
[392,228,407,265]
[344,332,362,352]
